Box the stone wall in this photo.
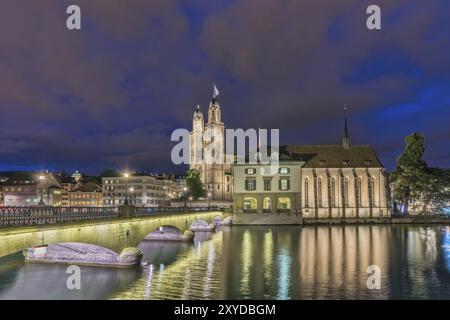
[0,211,222,258]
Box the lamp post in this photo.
[129,187,134,205]
[124,172,129,205]
[189,196,193,209]
[183,187,187,210]
[38,175,45,206]
[163,186,167,208]
[208,192,211,210]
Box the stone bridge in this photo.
[0,211,223,258]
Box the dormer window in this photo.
[342,160,350,165]
[365,160,372,166]
[319,160,327,166]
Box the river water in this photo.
[1,225,450,300]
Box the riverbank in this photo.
[232,212,450,225]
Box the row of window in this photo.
[243,197,292,210]
[244,167,290,175]
[69,194,102,199]
[304,177,376,207]
[245,178,290,191]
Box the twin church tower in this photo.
[189,87,233,201]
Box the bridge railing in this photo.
[0,206,119,227]
[135,206,224,216]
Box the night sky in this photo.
[0,0,449,174]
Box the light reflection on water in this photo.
[2,225,450,299]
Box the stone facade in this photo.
[189,94,233,201]
[232,121,390,220]
[233,161,303,214]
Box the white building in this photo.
[102,174,177,207]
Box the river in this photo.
[1,225,450,299]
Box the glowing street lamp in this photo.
[183,187,188,209]
[208,192,212,209]
[124,172,130,205]
[189,196,193,209]
[38,175,45,206]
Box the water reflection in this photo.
[0,259,141,300]
[2,225,450,299]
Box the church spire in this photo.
[343,105,350,149]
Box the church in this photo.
[232,113,390,222]
[189,88,390,220]
[189,88,233,202]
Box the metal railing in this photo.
[135,206,223,216]
[0,206,119,227]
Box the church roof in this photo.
[280,145,383,168]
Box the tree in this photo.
[185,169,205,199]
[391,132,429,214]
[419,168,450,214]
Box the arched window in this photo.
[278,197,291,209]
[243,197,257,210]
[369,177,375,206]
[356,177,362,207]
[344,177,349,206]
[304,178,309,207]
[317,177,323,207]
[330,177,336,207]
[263,197,271,209]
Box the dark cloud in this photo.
[0,0,449,173]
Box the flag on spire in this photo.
[213,84,220,98]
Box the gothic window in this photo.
[356,177,362,206]
[317,177,323,207]
[304,178,309,207]
[330,177,336,207]
[369,177,375,206]
[344,177,349,206]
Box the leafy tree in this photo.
[418,168,450,214]
[391,132,428,214]
[185,169,205,199]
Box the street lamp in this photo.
[38,175,45,206]
[189,196,193,209]
[124,172,129,205]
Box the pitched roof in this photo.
[280,145,383,168]
[71,182,102,193]
[0,171,39,186]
